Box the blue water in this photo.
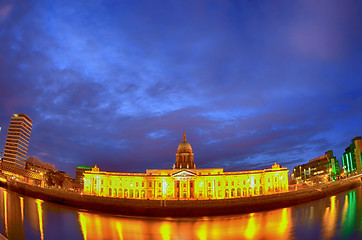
[0,186,361,239]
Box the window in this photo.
[218,181,221,186]
[268,178,270,183]
[232,181,234,186]
[226,181,228,186]
[101,180,104,185]
[208,182,211,187]
[254,179,256,184]
[260,179,262,184]
[136,182,139,187]
[149,182,152,187]
[159,182,161,188]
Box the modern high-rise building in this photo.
[2,113,33,168]
[342,136,362,175]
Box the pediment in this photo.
[171,170,196,178]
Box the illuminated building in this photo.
[84,132,288,199]
[292,150,340,183]
[342,136,362,176]
[2,113,33,168]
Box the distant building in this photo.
[75,166,92,185]
[84,132,288,199]
[292,150,340,183]
[25,157,56,174]
[342,136,362,176]
[3,113,33,168]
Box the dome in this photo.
[177,131,193,153]
[177,141,193,153]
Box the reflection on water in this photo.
[1,186,362,239]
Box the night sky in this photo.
[1,1,362,177]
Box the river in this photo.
[0,186,361,240]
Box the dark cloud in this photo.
[1,0,362,177]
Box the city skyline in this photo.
[1,1,362,176]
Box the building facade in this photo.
[75,166,93,185]
[2,113,33,168]
[84,133,289,199]
[292,150,340,183]
[26,157,56,174]
[342,136,362,176]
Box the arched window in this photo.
[118,189,123,197]
[231,189,235,197]
[109,188,112,196]
[124,189,128,198]
[130,189,134,198]
[237,188,241,197]
[135,189,139,198]
[243,188,247,197]
[248,187,252,196]
[259,186,263,195]
[141,190,145,198]
[225,189,229,198]
[218,190,222,198]
[254,188,257,195]
[114,188,117,197]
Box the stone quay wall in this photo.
[0,176,361,217]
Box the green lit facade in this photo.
[292,150,340,182]
[342,137,362,176]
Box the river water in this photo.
[0,186,361,240]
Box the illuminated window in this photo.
[243,181,245,185]
[142,181,145,187]
[101,180,104,185]
[268,178,270,183]
[136,182,139,187]
[159,183,161,188]
[183,183,186,188]
[114,188,117,196]
[226,181,228,186]
[130,189,134,198]
[237,188,241,197]
[110,180,112,185]
[259,186,263,194]
[118,189,122,197]
[259,179,262,184]
[208,182,211,187]
[109,188,112,196]
[254,179,256,184]
[218,181,220,186]
[232,181,234,186]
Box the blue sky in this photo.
[1,0,362,177]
